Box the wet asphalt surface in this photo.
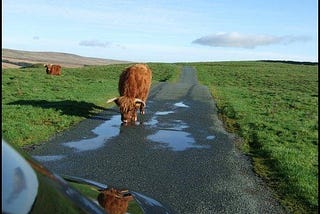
[29,66,286,214]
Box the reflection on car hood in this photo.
[2,140,172,214]
[63,175,172,214]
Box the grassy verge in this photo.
[192,61,318,213]
[2,63,180,147]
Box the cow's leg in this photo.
[140,105,145,115]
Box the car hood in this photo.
[2,140,171,214]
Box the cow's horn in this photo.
[134,98,146,106]
[107,97,119,103]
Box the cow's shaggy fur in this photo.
[107,64,152,123]
[44,64,62,75]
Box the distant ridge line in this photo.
[2,48,131,68]
[259,60,317,66]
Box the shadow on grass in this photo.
[8,100,111,118]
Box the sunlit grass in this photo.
[2,63,180,147]
[193,61,318,213]
[2,60,317,213]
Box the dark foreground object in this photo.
[2,140,171,214]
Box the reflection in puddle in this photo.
[174,102,189,108]
[155,111,174,116]
[146,101,211,151]
[32,155,65,162]
[206,135,216,140]
[170,120,188,130]
[58,100,212,153]
[144,117,188,131]
[64,115,121,152]
[144,116,158,126]
[147,130,210,151]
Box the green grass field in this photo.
[192,61,318,213]
[2,61,318,213]
[2,63,181,147]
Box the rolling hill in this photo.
[2,48,131,69]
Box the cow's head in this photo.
[44,64,52,74]
[107,96,145,123]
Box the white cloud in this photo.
[79,40,110,48]
[192,32,311,49]
[78,40,127,50]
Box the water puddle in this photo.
[32,155,65,162]
[146,101,211,151]
[147,130,209,151]
[169,120,189,131]
[155,111,174,116]
[63,115,121,152]
[206,135,216,140]
[174,102,189,108]
[144,116,158,126]
[57,100,212,153]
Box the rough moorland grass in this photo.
[2,63,180,147]
[193,61,318,213]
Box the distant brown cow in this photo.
[107,64,152,123]
[44,64,62,75]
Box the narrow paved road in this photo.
[30,66,285,214]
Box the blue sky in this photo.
[2,0,318,62]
